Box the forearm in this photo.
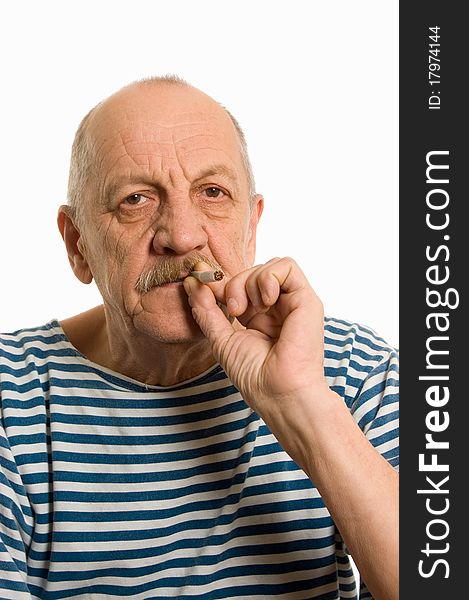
[260,388,399,600]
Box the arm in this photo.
[183,257,398,600]
[278,385,398,600]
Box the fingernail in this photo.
[183,278,194,294]
[227,297,239,315]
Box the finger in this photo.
[221,265,260,316]
[244,271,265,312]
[224,258,281,316]
[266,256,308,294]
[246,259,283,311]
[242,257,311,315]
[240,258,321,350]
[261,259,324,368]
[183,276,234,358]
[234,262,283,328]
[223,260,281,316]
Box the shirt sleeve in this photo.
[349,347,400,471]
[324,318,400,471]
[1,396,34,599]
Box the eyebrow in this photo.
[193,164,237,181]
[192,164,240,193]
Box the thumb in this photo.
[183,276,235,358]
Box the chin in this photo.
[139,320,205,345]
[132,290,205,344]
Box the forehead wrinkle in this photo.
[116,128,221,159]
[90,102,226,155]
[95,114,227,170]
[118,130,156,170]
[97,153,138,203]
[173,132,219,145]
[121,140,179,162]
[92,127,165,172]
[116,116,217,145]
[179,146,238,166]
[93,129,135,180]
[122,108,219,130]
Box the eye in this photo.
[123,194,149,206]
[202,187,226,200]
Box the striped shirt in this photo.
[0,317,399,599]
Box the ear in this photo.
[246,194,264,265]
[57,205,93,284]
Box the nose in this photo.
[152,195,208,256]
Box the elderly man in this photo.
[0,77,398,600]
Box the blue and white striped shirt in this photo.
[0,317,399,599]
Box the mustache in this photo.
[135,252,222,293]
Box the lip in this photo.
[167,272,192,284]
[142,272,192,292]
[158,277,187,288]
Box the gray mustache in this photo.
[135,253,221,293]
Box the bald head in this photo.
[67,76,255,226]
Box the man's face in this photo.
[74,84,263,342]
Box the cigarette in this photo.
[190,269,224,283]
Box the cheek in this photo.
[90,223,150,287]
[207,221,252,272]
[105,234,127,267]
[110,238,151,285]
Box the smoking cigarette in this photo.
[190,269,224,284]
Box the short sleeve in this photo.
[324,317,399,472]
[0,394,34,599]
[349,348,399,470]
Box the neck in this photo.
[60,305,217,387]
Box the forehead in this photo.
[88,86,244,181]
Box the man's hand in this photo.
[183,257,333,427]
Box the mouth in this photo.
[168,272,190,284]
[153,273,190,288]
[162,280,184,286]
[136,258,220,294]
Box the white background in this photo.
[0,0,398,349]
